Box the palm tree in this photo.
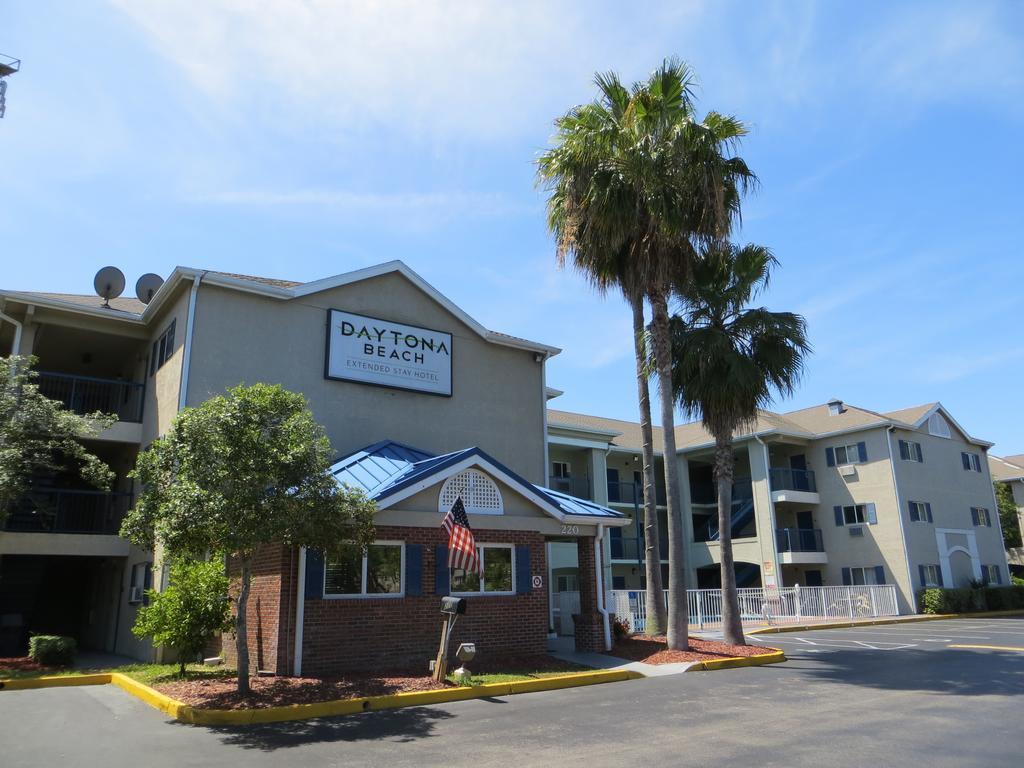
[538,60,756,649]
[537,73,667,635]
[667,243,810,645]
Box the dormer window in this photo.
[927,412,951,439]
[827,399,844,416]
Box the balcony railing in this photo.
[776,527,824,553]
[37,371,145,423]
[606,480,667,507]
[548,475,592,500]
[4,488,134,535]
[609,534,669,561]
[769,467,817,493]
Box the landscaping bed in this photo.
[608,635,779,665]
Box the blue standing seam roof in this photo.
[329,440,625,520]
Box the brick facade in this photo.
[573,535,606,653]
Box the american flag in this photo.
[442,497,481,576]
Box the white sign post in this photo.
[325,309,453,396]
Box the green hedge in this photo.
[918,585,1024,614]
[28,635,77,666]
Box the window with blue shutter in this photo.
[918,564,927,589]
[962,452,971,470]
[909,500,919,522]
[305,549,324,599]
[515,546,531,595]
[874,566,886,585]
[924,503,933,523]
[834,506,844,526]
[899,440,909,460]
[434,545,450,595]
[405,544,423,597]
[841,567,852,585]
[826,447,836,467]
[857,442,867,463]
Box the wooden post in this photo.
[432,616,451,683]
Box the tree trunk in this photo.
[715,434,745,646]
[235,555,252,695]
[630,293,666,636]
[649,290,689,650]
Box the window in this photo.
[556,574,578,592]
[452,544,514,595]
[971,507,992,527]
[835,503,877,526]
[982,564,1003,585]
[908,501,933,523]
[920,564,943,588]
[898,440,923,462]
[928,413,951,438]
[149,319,177,376]
[961,452,982,472]
[324,542,404,597]
[439,469,504,515]
[845,566,885,585]
[827,442,866,467]
[129,562,152,604]
[551,461,571,479]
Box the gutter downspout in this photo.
[177,272,205,411]
[754,436,783,588]
[0,301,24,357]
[293,547,306,676]
[595,523,611,651]
[886,426,917,612]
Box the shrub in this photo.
[919,585,1024,614]
[28,635,76,666]
[612,616,632,641]
[132,558,233,675]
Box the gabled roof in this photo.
[330,440,628,525]
[990,454,1024,483]
[1,261,560,357]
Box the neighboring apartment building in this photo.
[989,454,1024,573]
[547,399,1011,614]
[0,263,627,671]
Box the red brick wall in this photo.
[300,525,549,677]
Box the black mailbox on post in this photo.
[440,596,466,616]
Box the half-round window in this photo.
[439,469,504,516]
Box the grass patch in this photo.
[0,659,234,684]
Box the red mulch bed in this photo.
[0,657,57,674]
[155,654,584,710]
[607,635,779,665]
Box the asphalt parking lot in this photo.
[2,617,1022,768]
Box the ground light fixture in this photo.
[452,642,477,684]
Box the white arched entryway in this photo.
[935,529,982,587]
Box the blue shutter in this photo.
[434,545,450,595]
[515,546,531,595]
[962,452,971,470]
[917,445,924,463]
[841,567,852,586]
[826,447,836,467]
[834,506,844,526]
[142,564,153,606]
[937,567,945,587]
[866,504,877,525]
[994,566,1003,585]
[918,564,927,588]
[874,566,886,585]
[925,503,933,523]
[898,440,908,460]
[971,508,979,526]
[857,442,867,463]
[908,501,918,522]
[405,544,422,597]
[305,549,324,599]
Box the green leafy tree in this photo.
[0,355,115,526]
[537,60,755,648]
[995,482,1022,549]
[666,243,809,645]
[121,383,377,694]
[132,558,233,675]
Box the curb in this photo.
[685,650,786,672]
[1,668,643,726]
[748,610,1024,635]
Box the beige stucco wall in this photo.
[185,274,546,483]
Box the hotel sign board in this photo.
[325,309,453,396]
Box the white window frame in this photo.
[849,566,881,586]
[843,504,868,525]
[982,564,1001,584]
[922,564,942,587]
[323,540,405,599]
[551,461,571,479]
[962,452,982,472]
[972,507,992,527]
[451,543,515,597]
[900,440,923,462]
[834,444,862,465]
[128,562,150,604]
[908,501,932,524]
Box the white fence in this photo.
[606,585,900,634]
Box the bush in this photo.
[612,616,632,641]
[132,558,232,675]
[919,585,1024,614]
[28,635,77,666]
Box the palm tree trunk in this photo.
[630,293,666,636]
[235,555,252,695]
[715,434,745,645]
[649,290,689,650]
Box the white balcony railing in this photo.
[606,584,900,634]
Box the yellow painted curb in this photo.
[949,644,1024,652]
[748,610,1024,635]
[2,667,642,726]
[685,650,786,672]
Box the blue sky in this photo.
[4,1,1024,452]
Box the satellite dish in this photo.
[135,273,164,305]
[93,266,126,308]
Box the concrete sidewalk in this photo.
[546,636,695,677]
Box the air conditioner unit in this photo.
[849,526,864,537]
[128,586,145,603]
[839,464,857,478]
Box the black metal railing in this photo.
[3,488,134,535]
[36,371,145,423]
[776,527,824,553]
[769,467,817,493]
[606,480,667,507]
[548,475,592,500]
